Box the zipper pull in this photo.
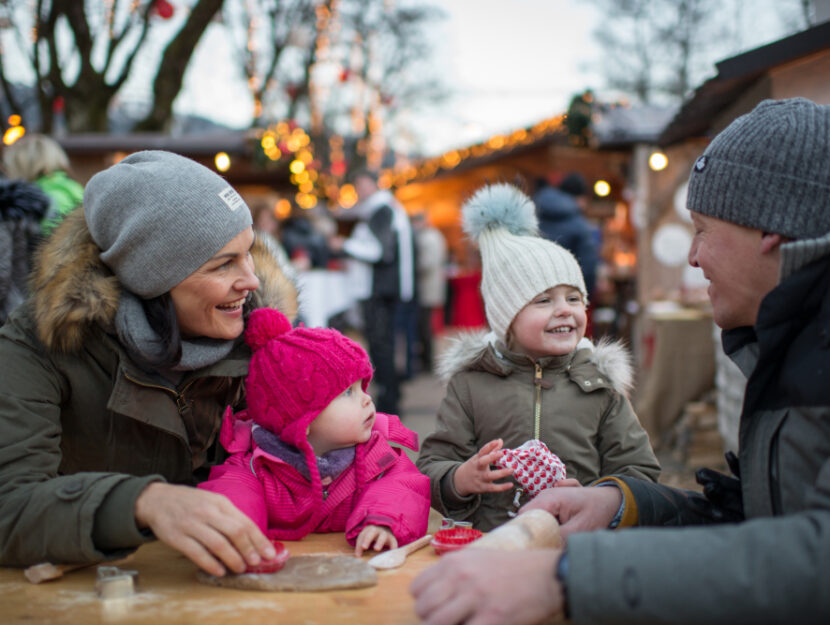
[507,487,524,518]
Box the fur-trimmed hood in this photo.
[436,329,633,397]
[30,207,298,353]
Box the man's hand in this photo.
[134,483,276,577]
[453,439,514,496]
[411,549,565,625]
[520,484,622,539]
[355,525,398,556]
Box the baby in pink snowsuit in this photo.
[199,308,430,556]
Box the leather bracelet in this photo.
[555,550,570,619]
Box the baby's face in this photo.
[509,285,586,359]
[306,380,376,455]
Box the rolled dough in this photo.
[196,555,378,591]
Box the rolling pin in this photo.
[468,509,562,551]
[24,562,96,584]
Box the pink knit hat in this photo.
[244,308,373,450]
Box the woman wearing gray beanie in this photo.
[0,151,298,576]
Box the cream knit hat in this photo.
[463,183,587,341]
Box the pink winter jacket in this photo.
[199,411,430,546]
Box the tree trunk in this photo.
[134,0,225,131]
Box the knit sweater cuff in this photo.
[92,475,165,551]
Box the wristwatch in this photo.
[555,550,570,619]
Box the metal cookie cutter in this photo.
[95,565,139,599]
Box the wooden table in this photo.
[0,534,439,624]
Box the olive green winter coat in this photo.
[416,333,660,531]
[0,208,297,566]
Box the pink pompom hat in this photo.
[244,307,373,451]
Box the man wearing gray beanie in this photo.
[411,98,830,625]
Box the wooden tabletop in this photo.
[0,533,439,624]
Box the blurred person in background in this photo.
[2,134,84,236]
[250,200,296,283]
[533,173,599,300]
[412,211,447,373]
[330,171,414,414]
[280,207,331,271]
[0,173,50,323]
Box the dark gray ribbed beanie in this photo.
[687,98,830,239]
[84,151,252,298]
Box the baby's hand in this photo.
[555,478,582,488]
[355,525,398,556]
[453,439,515,497]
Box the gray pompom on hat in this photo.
[687,98,830,239]
[463,183,587,341]
[84,150,253,298]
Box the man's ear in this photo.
[760,232,786,255]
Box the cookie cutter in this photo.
[95,565,139,599]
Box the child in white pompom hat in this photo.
[417,183,660,531]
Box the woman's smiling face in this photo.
[169,227,260,340]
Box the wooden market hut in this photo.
[389,104,674,337]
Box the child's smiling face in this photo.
[306,380,376,455]
[508,285,587,359]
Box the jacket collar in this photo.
[436,329,634,396]
[30,207,298,353]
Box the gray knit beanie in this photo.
[463,184,587,341]
[687,98,830,239]
[84,151,253,298]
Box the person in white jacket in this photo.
[330,171,414,414]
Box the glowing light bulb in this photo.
[649,152,668,171]
[214,152,231,172]
[594,180,611,197]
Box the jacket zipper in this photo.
[123,372,198,415]
[534,363,543,439]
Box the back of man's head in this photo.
[558,172,587,197]
[687,98,830,239]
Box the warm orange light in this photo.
[289,159,305,174]
[613,251,636,267]
[339,184,358,208]
[3,125,25,145]
[7,114,21,126]
[275,199,292,219]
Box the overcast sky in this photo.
[173,0,801,156]
[3,1,805,156]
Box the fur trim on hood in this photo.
[30,207,298,353]
[436,329,634,397]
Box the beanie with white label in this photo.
[84,150,252,298]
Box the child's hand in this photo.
[355,524,398,556]
[555,478,582,487]
[453,439,515,497]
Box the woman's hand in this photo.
[520,483,622,539]
[411,548,565,625]
[354,524,398,556]
[453,439,514,497]
[134,482,276,577]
